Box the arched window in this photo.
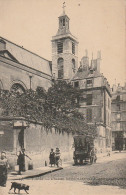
[72,59,76,73]
[11,83,25,94]
[63,18,65,26]
[58,58,64,79]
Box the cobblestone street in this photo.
[37,152,126,189]
[0,152,126,195]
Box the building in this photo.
[52,9,78,80]
[0,9,79,170]
[71,53,112,153]
[111,83,126,150]
[0,37,52,92]
[0,8,113,170]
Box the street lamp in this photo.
[29,75,32,90]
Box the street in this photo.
[40,151,126,187]
[0,152,126,195]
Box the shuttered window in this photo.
[57,42,63,53]
[72,42,75,54]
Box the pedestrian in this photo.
[55,148,61,167]
[0,151,8,187]
[17,148,31,175]
[90,148,97,164]
[49,148,55,167]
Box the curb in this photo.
[8,167,63,180]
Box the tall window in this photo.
[72,59,76,73]
[86,79,93,87]
[57,42,63,53]
[63,18,65,26]
[74,81,79,88]
[116,95,120,101]
[58,58,64,79]
[86,94,92,105]
[72,42,75,54]
[86,108,92,122]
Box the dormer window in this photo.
[87,79,93,87]
[90,69,93,74]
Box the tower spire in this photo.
[62,2,66,14]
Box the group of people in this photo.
[49,148,61,167]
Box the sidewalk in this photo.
[8,151,121,181]
[8,166,63,180]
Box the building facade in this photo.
[72,53,112,152]
[0,9,114,170]
[52,10,78,80]
[0,38,52,92]
[111,83,126,150]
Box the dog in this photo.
[9,182,29,194]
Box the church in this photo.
[0,8,78,92]
[0,8,112,169]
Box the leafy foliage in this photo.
[0,81,96,137]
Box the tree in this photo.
[46,80,80,113]
[0,82,97,137]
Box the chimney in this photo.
[0,39,6,51]
[96,50,101,72]
[80,52,89,71]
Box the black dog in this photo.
[9,182,29,194]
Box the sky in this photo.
[0,0,126,87]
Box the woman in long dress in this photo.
[0,151,8,187]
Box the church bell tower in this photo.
[52,4,78,80]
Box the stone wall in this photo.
[0,56,52,91]
[0,121,74,170]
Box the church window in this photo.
[11,83,25,94]
[57,42,63,53]
[58,58,64,79]
[72,42,75,54]
[63,18,65,26]
[86,94,92,105]
[72,59,76,73]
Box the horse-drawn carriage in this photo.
[73,135,97,165]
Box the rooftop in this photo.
[0,37,52,76]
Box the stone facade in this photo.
[0,118,73,170]
[52,11,78,80]
[0,9,114,169]
[72,54,112,153]
[111,83,126,150]
[0,37,52,91]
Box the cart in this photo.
[73,135,97,165]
